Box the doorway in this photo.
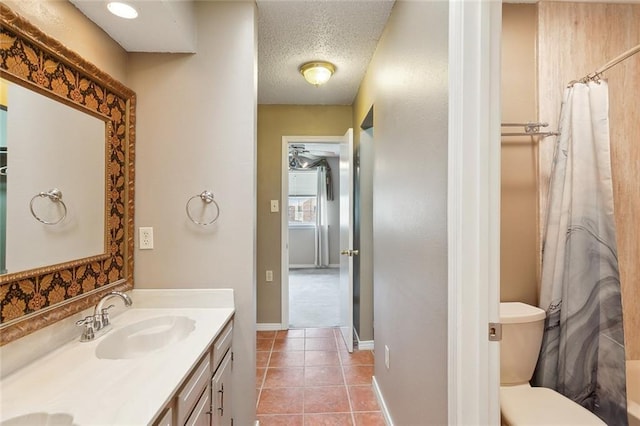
[281,131,355,351]
[287,143,341,328]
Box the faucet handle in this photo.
[100,304,116,327]
[76,316,96,342]
[76,316,94,326]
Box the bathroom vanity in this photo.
[0,289,235,426]
[155,315,234,426]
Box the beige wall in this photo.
[256,105,352,324]
[2,0,127,82]
[537,2,640,360]
[500,4,539,305]
[353,1,449,423]
[128,2,258,423]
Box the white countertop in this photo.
[0,289,235,425]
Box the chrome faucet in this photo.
[76,291,133,342]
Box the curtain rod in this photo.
[571,43,640,86]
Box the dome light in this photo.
[299,61,336,87]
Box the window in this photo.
[288,196,317,225]
[289,170,317,226]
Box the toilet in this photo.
[500,302,606,425]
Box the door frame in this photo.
[281,135,344,329]
[448,1,501,425]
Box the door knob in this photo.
[340,249,359,256]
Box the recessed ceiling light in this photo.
[107,2,138,19]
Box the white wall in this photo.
[127,2,257,424]
[6,82,104,273]
[354,1,449,423]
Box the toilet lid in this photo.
[500,386,607,425]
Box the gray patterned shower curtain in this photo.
[533,81,628,425]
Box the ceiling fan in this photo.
[289,144,336,158]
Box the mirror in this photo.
[1,78,106,274]
[0,4,135,345]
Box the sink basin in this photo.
[0,413,75,426]
[95,315,195,360]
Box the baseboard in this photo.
[256,323,285,331]
[357,340,374,350]
[372,375,393,425]
[354,328,374,350]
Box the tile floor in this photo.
[256,328,385,426]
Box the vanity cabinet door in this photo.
[184,386,212,426]
[153,406,173,426]
[211,350,233,426]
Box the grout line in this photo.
[334,329,357,425]
[256,336,275,411]
[257,328,383,424]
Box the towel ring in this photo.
[30,188,67,225]
[186,190,220,226]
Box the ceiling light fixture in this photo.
[107,2,139,19]
[299,61,336,87]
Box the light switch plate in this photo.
[270,200,279,213]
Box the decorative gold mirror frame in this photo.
[0,5,135,345]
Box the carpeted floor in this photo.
[289,268,340,328]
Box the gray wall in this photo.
[353,1,449,423]
[288,227,315,266]
[128,3,257,425]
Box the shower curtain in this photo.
[534,81,628,425]
[314,166,329,267]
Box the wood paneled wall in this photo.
[537,2,640,359]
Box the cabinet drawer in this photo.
[184,385,211,426]
[176,355,211,425]
[212,319,233,370]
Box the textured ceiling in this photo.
[70,0,394,105]
[257,0,394,105]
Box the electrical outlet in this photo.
[139,227,154,249]
[266,270,273,282]
[384,345,390,369]
[270,200,279,213]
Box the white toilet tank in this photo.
[500,302,546,385]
